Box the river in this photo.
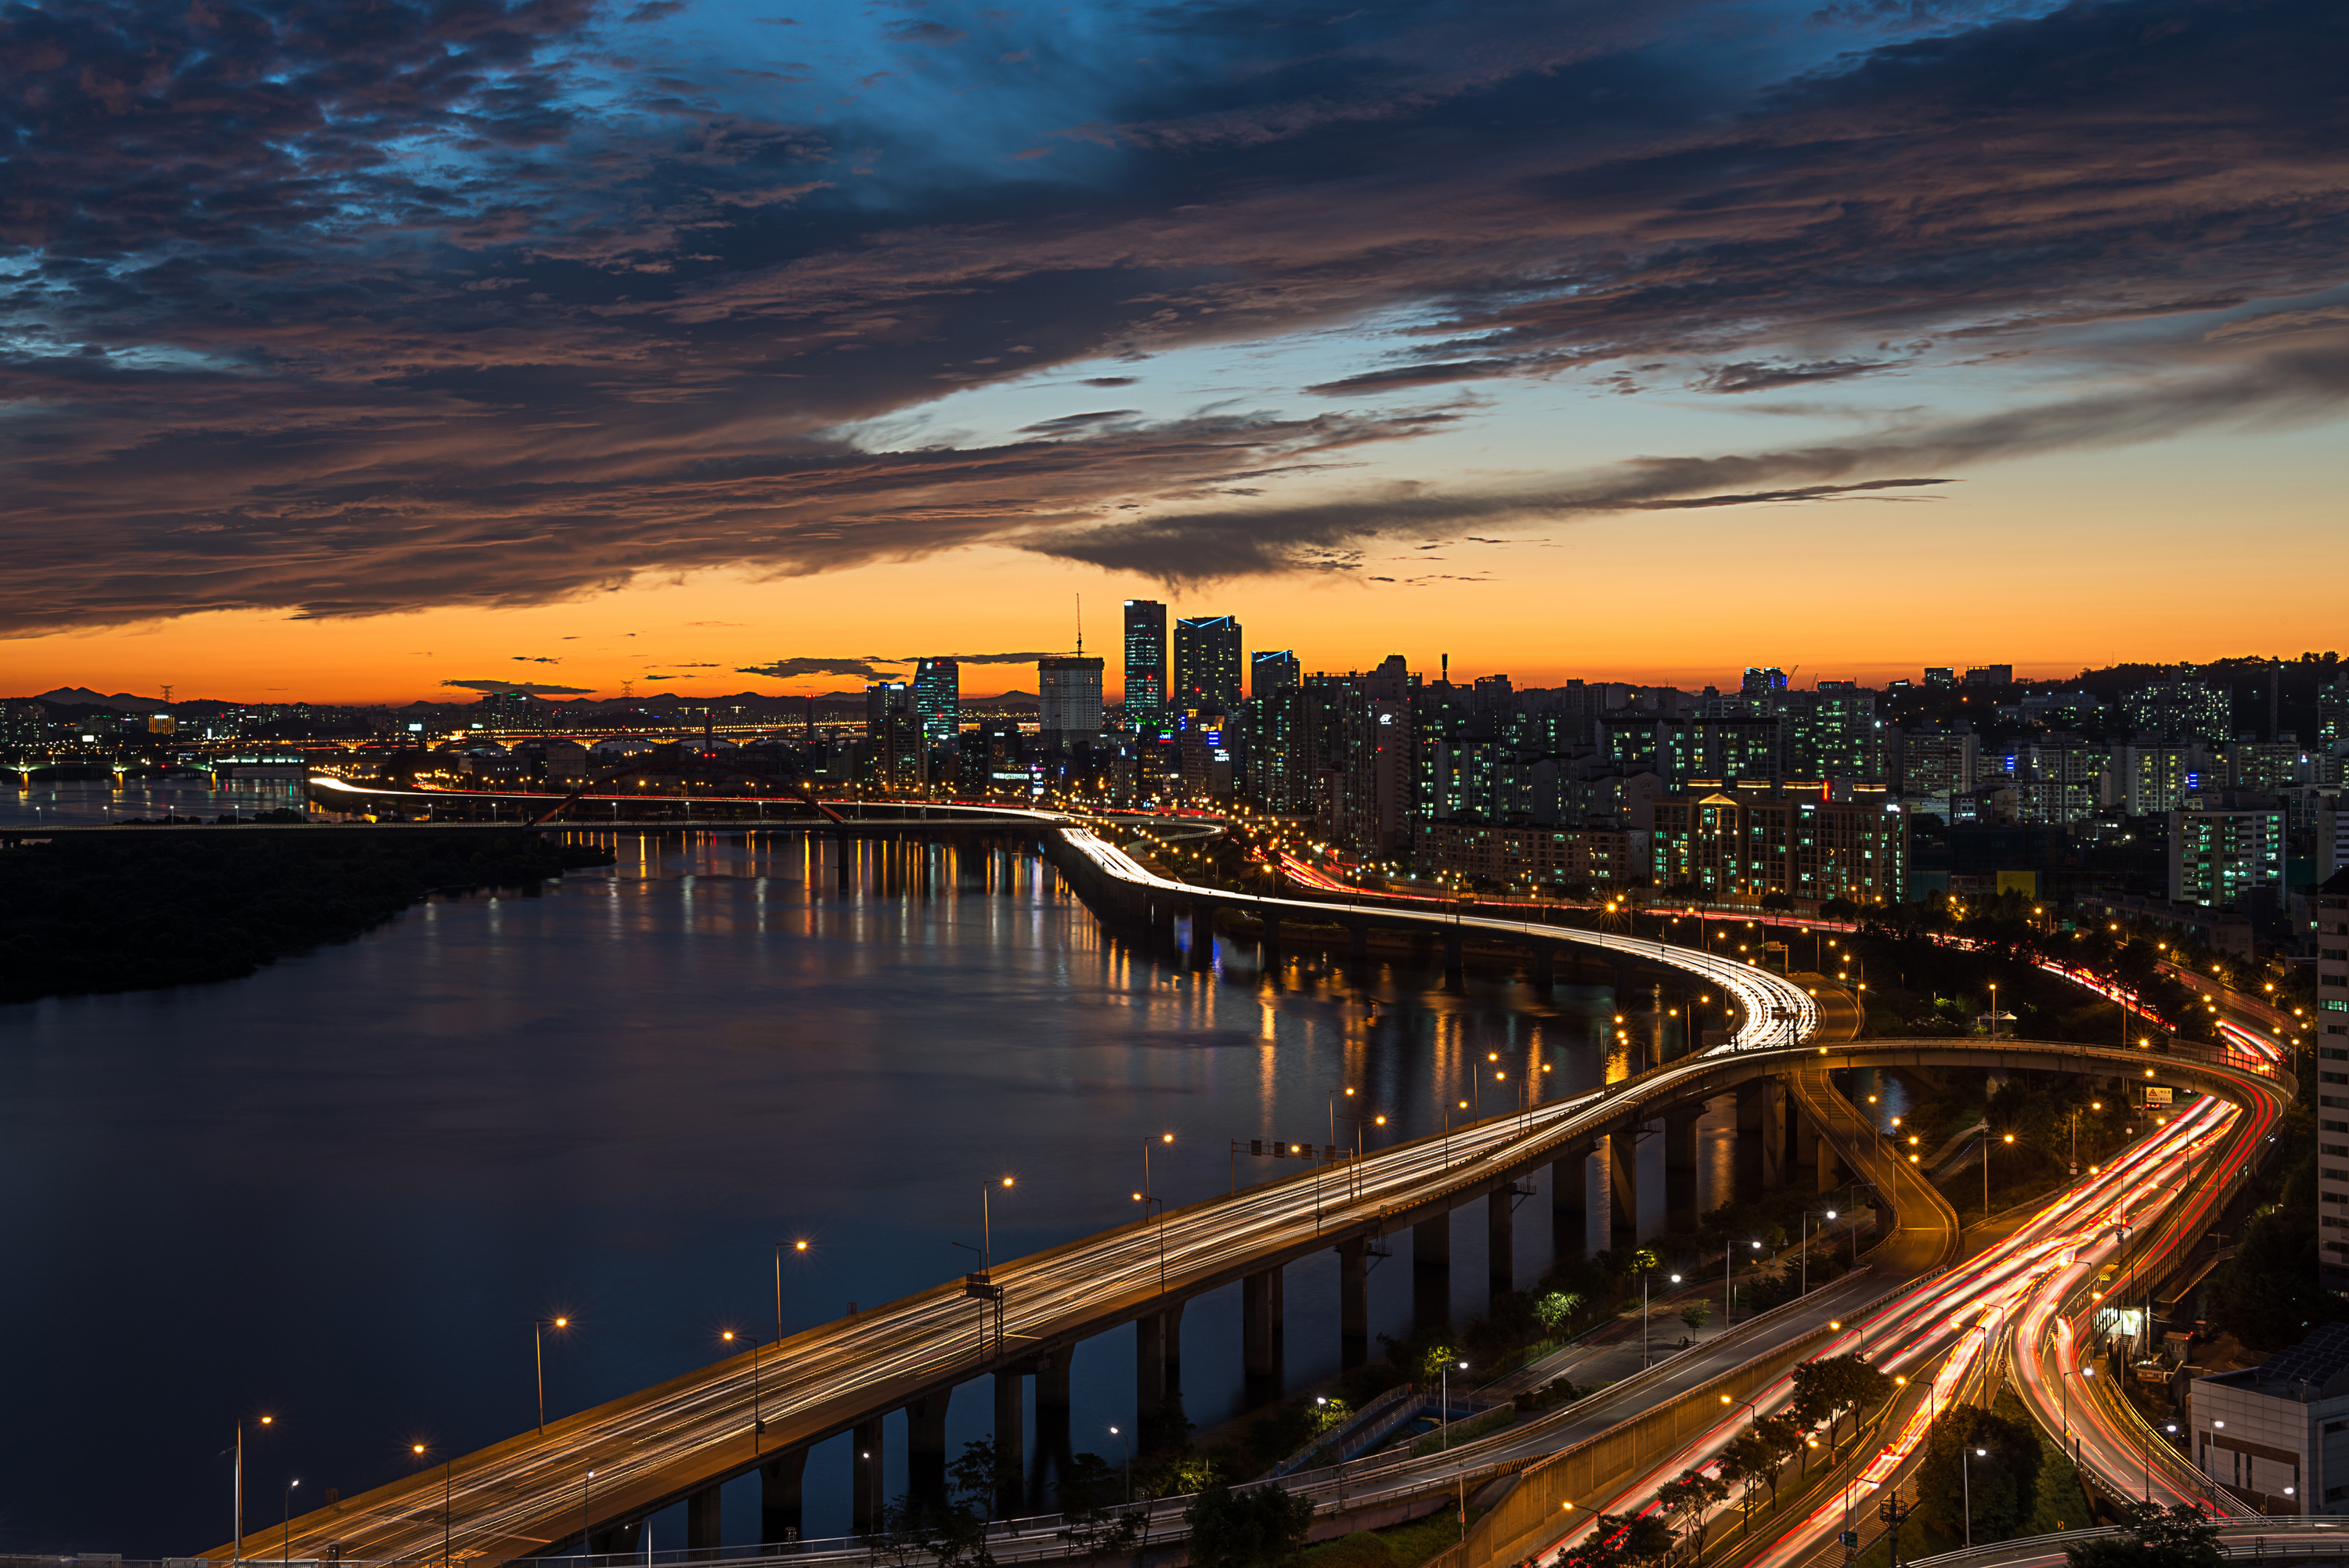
[0,813,1736,1557]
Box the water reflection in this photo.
[0,832,1626,1555]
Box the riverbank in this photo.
[0,828,615,1004]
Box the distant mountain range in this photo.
[17,686,1043,714]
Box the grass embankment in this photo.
[0,830,617,1004]
[1299,1507,1488,1568]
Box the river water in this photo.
[0,802,1732,1557]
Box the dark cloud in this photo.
[623,0,687,19]
[907,651,1070,664]
[2,0,2345,629]
[1691,360,1907,395]
[442,678,597,693]
[1082,377,1139,387]
[735,656,897,680]
[1019,409,1142,434]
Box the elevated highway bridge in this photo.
[197,806,2286,1566]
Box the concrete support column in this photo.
[905,1390,950,1506]
[994,1368,1025,1520]
[1734,1080,1766,1195]
[1816,1129,1844,1193]
[1348,925,1369,964]
[1486,1186,1515,1303]
[1030,1346,1072,1513]
[852,1416,886,1534]
[1242,1266,1285,1394]
[761,1448,807,1545]
[1530,948,1555,989]
[1663,1105,1704,1234]
[687,1483,723,1552]
[1760,1077,1789,1190]
[1136,1312,1167,1416]
[1261,914,1282,960]
[1606,1129,1640,1250]
[1336,1238,1369,1369]
[1442,928,1464,986]
[1551,1146,1590,1259]
[1413,1210,1452,1330]
[1792,1104,1821,1181]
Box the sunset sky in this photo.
[5,0,2344,704]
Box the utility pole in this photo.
[1878,1488,1911,1568]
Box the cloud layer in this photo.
[2,0,2345,632]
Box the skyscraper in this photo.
[911,659,960,745]
[1173,615,1243,708]
[1123,600,1167,717]
[1252,650,1300,698]
[1037,655,1105,751]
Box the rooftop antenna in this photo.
[1075,593,1083,657]
[1441,654,1449,684]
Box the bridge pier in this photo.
[852,1416,886,1534]
[1442,928,1464,987]
[687,1482,723,1552]
[1337,1237,1369,1368]
[761,1448,807,1544]
[1030,1346,1073,1511]
[1413,1211,1452,1330]
[1188,907,1216,968]
[1486,1187,1515,1303]
[1261,914,1283,969]
[1792,1104,1821,1185]
[1530,947,1555,989]
[1663,1104,1705,1234]
[1242,1265,1284,1399]
[1551,1144,1590,1260]
[1606,1129,1640,1249]
[1137,1303,1184,1437]
[993,1368,1025,1519]
[1348,924,1369,965]
[1815,1126,1844,1193]
[906,1389,950,1506]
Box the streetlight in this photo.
[234,1415,276,1566]
[535,1316,570,1433]
[1109,1425,1131,1503]
[983,1175,1014,1271]
[722,1330,766,1451]
[1441,1359,1468,1451]
[775,1238,810,1349]
[1802,1210,1836,1298]
[280,1479,299,1568]
[412,1444,453,1568]
[1962,1446,1986,1547]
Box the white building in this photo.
[2194,1324,2349,1513]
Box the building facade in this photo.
[1037,656,1104,751]
[1172,615,1243,708]
[1122,600,1167,718]
[2192,1324,2349,1513]
[2318,869,2349,1284]
[2169,806,2285,908]
[1251,650,1301,698]
[1651,787,1907,903]
[1414,820,1647,889]
[911,658,959,746]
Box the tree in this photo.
[1680,1302,1710,1332]
[2066,1504,2225,1568]
[1749,1416,1803,1502]
[1185,1481,1318,1568]
[1056,1453,1145,1568]
[1791,1354,1895,1458]
[1914,1408,2040,1543]
[951,1436,1017,1523]
[1719,1433,1773,1524]
[1654,1469,1730,1567]
[1536,1292,1586,1331]
[1553,1512,1674,1568]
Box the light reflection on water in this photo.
[0,829,1733,1555]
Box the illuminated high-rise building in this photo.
[1251,650,1300,699]
[1122,600,1167,716]
[1173,615,1243,708]
[1037,656,1104,751]
[911,659,959,745]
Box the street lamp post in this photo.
[1802,1210,1836,1298]
[775,1237,809,1349]
[1962,1446,1985,1548]
[234,1415,276,1566]
[536,1316,570,1433]
[1109,1425,1131,1504]
[583,1470,595,1560]
[280,1479,299,1568]
[1440,1359,1468,1451]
